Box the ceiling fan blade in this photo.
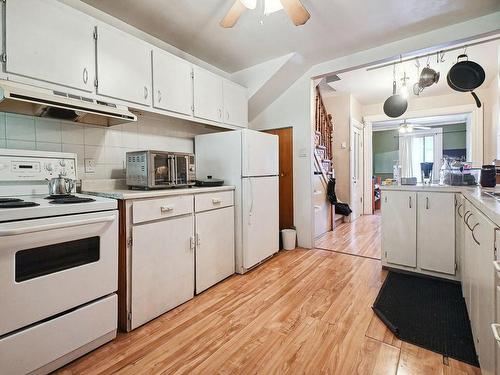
[220,0,247,28]
[280,0,311,26]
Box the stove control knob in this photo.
[59,160,67,167]
[45,163,54,172]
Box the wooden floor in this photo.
[315,213,382,259]
[58,216,480,375]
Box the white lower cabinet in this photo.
[131,214,194,330]
[195,206,235,293]
[381,191,417,268]
[417,192,455,274]
[462,199,497,375]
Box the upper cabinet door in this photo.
[96,24,152,106]
[223,80,248,128]
[193,66,223,122]
[152,50,193,116]
[5,0,95,92]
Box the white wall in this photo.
[0,112,215,180]
[249,12,500,249]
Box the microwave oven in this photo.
[126,150,196,189]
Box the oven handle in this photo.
[0,215,116,236]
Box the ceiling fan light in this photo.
[240,0,257,9]
[264,0,284,15]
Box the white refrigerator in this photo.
[195,129,279,274]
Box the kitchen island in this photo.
[381,183,500,374]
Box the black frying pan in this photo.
[383,80,408,118]
[447,54,485,108]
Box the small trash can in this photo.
[281,229,297,250]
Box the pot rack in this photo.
[366,35,500,72]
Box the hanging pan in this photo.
[383,79,408,118]
[447,53,485,108]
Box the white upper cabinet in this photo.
[223,79,248,128]
[96,24,152,106]
[5,0,95,92]
[152,50,193,116]
[193,66,223,122]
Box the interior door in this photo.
[96,24,152,106]
[195,207,235,293]
[381,190,417,267]
[223,80,248,128]
[242,130,279,177]
[131,215,194,330]
[350,124,363,221]
[193,66,223,122]
[264,128,294,230]
[6,0,95,92]
[152,50,193,115]
[242,176,279,269]
[417,192,455,274]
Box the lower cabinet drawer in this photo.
[195,190,234,212]
[133,195,193,224]
[0,294,117,375]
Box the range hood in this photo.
[0,81,136,126]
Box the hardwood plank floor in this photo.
[315,213,382,259]
[58,216,480,375]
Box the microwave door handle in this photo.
[0,215,116,236]
[170,156,176,185]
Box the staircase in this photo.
[313,87,344,232]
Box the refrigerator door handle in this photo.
[249,177,253,225]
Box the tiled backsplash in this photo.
[0,112,216,180]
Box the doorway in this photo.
[264,127,294,230]
[350,120,364,221]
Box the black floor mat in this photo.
[372,271,479,367]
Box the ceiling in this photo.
[80,0,500,73]
[325,38,500,105]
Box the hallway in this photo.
[315,214,381,260]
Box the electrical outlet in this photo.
[85,158,96,173]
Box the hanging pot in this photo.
[383,80,408,118]
[447,53,485,108]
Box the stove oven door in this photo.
[0,210,118,336]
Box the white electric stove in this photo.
[0,148,118,375]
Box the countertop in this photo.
[381,183,500,226]
[81,179,235,200]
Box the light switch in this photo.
[85,158,96,173]
[341,142,347,149]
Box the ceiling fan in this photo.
[220,0,311,28]
[398,119,431,133]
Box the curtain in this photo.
[399,135,414,178]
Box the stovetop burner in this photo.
[45,194,76,200]
[0,201,40,208]
[0,198,24,203]
[49,197,96,204]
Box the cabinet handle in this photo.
[83,68,88,84]
[158,90,162,103]
[465,212,474,230]
[492,324,500,343]
[471,223,480,245]
[226,111,230,120]
[493,261,500,274]
[426,197,429,210]
[408,196,412,209]
[463,211,471,224]
[144,86,149,99]
[218,108,222,119]
[457,203,464,218]
[160,205,174,212]
[212,198,222,205]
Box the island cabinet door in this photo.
[381,190,417,268]
[417,192,456,275]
